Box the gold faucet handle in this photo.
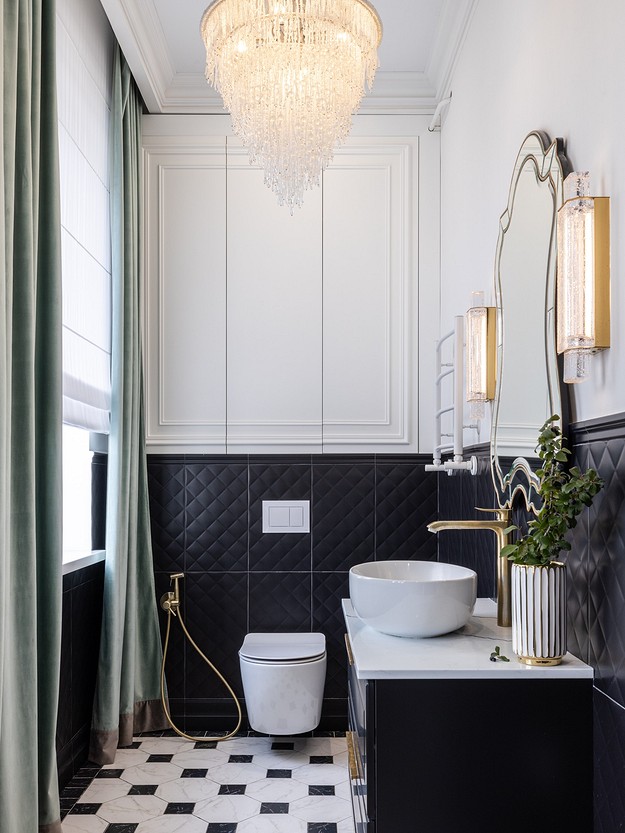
[475,506,510,521]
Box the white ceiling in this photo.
[100,0,476,114]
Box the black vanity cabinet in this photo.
[344,606,593,833]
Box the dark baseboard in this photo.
[166,697,347,735]
[57,724,91,789]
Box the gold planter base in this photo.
[519,655,563,667]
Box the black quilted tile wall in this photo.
[147,460,185,573]
[594,689,625,833]
[312,459,375,571]
[185,461,248,572]
[569,416,625,833]
[375,457,438,561]
[586,437,625,707]
[57,561,105,788]
[437,447,498,598]
[148,453,438,731]
[249,461,312,572]
[567,443,591,665]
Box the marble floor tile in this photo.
[135,816,207,833]
[237,815,307,832]
[205,761,267,785]
[96,794,167,823]
[121,763,183,785]
[289,795,353,823]
[155,777,220,803]
[61,733,355,833]
[60,817,108,833]
[193,794,261,823]
[139,739,194,756]
[80,778,134,803]
[292,763,352,786]
[101,749,150,769]
[245,776,309,803]
[170,749,229,769]
[251,750,311,770]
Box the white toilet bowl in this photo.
[239,632,327,735]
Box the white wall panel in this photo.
[142,115,438,455]
[322,139,417,450]
[226,144,323,452]
[144,142,227,450]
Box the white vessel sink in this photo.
[349,560,478,638]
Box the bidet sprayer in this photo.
[160,572,185,615]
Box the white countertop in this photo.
[343,598,593,680]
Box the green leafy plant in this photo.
[489,645,510,663]
[500,414,603,567]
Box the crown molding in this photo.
[426,0,477,100]
[99,0,175,112]
[101,0,472,115]
[157,70,437,115]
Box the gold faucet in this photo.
[427,508,512,627]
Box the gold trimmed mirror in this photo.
[491,131,570,512]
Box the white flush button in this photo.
[262,500,310,533]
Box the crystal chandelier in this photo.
[200,0,382,210]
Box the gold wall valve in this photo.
[161,572,185,614]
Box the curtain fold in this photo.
[0,1,64,831]
[89,46,167,766]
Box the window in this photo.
[57,0,114,563]
[62,425,93,559]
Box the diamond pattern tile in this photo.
[593,689,625,833]
[155,572,186,702]
[249,573,312,632]
[186,463,248,571]
[184,572,248,700]
[375,462,437,561]
[312,573,349,699]
[588,438,625,706]
[566,444,590,663]
[312,463,374,571]
[249,463,312,571]
[147,461,186,572]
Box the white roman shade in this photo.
[57,0,114,433]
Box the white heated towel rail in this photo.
[425,316,477,475]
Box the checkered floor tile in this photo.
[60,733,355,833]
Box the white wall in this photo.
[441,0,624,437]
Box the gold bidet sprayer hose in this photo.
[160,572,242,743]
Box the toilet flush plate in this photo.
[262,500,310,533]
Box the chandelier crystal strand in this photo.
[200,0,382,210]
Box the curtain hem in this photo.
[40,822,63,833]
[89,698,169,765]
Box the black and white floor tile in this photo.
[60,733,354,833]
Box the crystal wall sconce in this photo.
[556,172,610,384]
[465,292,496,419]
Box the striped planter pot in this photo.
[511,562,567,666]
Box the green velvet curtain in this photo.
[0,1,63,831]
[89,47,167,765]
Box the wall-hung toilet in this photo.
[239,632,327,735]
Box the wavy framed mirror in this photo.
[491,131,571,512]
